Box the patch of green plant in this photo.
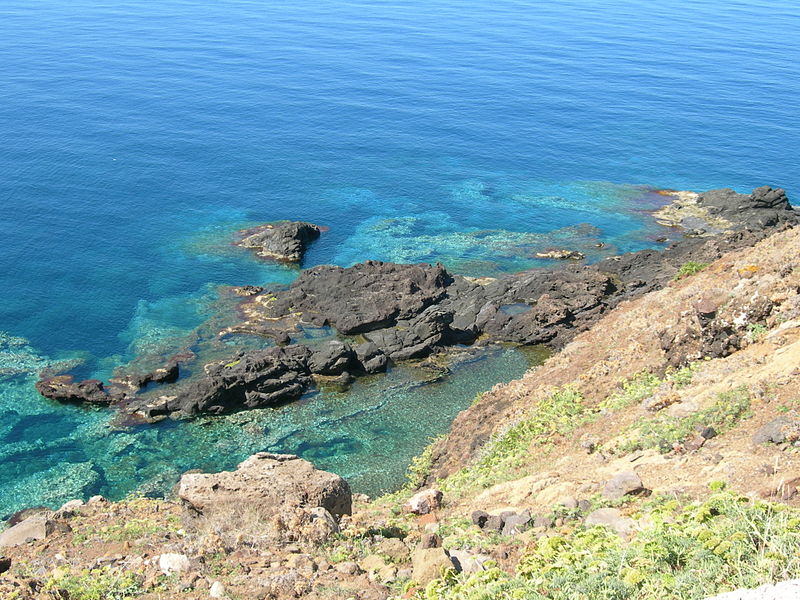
[441,386,588,494]
[747,322,768,343]
[615,386,751,454]
[44,567,142,600]
[414,491,800,600]
[673,261,709,280]
[600,372,662,412]
[666,363,699,388]
[72,516,172,544]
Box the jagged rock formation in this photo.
[235,221,321,263]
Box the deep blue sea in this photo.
[1,0,799,517]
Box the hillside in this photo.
[5,223,800,599]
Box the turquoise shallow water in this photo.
[1,0,799,516]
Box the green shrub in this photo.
[600,372,662,412]
[413,491,800,600]
[441,386,587,494]
[673,261,709,280]
[44,567,142,600]
[614,386,750,454]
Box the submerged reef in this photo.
[35,187,798,422]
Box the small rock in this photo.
[585,508,636,537]
[577,499,592,512]
[470,510,489,528]
[411,547,455,585]
[360,554,387,574]
[502,510,531,536]
[535,249,585,260]
[376,537,409,561]
[397,567,413,580]
[419,533,441,549]
[603,470,646,500]
[448,550,490,575]
[159,553,191,575]
[753,417,800,445]
[335,561,361,575]
[0,556,11,573]
[532,515,553,529]
[406,489,443,515]
[286,553,316,575]
[55,499,85,519]
[559,496,578,510]
[209,581,226,598]
[483,514,504,532]
[88,495,107,505]
[699,426,718,440]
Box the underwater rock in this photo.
[35,376,110,405]
[235,221,320,263]
[535,249,586,260]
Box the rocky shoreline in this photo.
[36,186,797,422]
[7,188,800,600]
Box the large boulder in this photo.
[235,221,321,263]
[0,515,54,547]
[178,453,351,543]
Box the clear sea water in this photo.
[1,0,798,517]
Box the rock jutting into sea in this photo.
[35,186,799,421]
[234,221,321,263]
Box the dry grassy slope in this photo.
[431,224,800,511]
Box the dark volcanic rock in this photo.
[353,341,389,374]
[698,186,797,230]
[128,346,315,419]
[267,261,454,335]
[308,341,355,375]
[35,376,111,405]
[236,221,321,263]
[43,186,798,421]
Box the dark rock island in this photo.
[234,221,321,263]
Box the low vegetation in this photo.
[441,386,588,495]
[611,386,751,454]
[43,567,142,600]
[673,261,709,280]
[411,490,800,600]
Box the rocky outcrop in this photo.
[178,453,351,544]
[123,340,386,420]
[235,221,321,263]
[697,186,796,231]
[35,376,111,405]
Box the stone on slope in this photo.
[702,579,800,600]
[585,508,636,537]
[753,416,800,445]
[603,470,646,500]
[411,547,456,585]
[0,515,54,547]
